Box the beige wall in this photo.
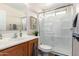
[0,4,26,30]
[25,7,38,34]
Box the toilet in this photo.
[38,44,52,56]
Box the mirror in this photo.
[7,16,27,31]
[0,3,38,37]
[0,8,27,32]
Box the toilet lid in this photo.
[39,44,52,50]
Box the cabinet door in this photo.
[23,42,28,56]
[28,39,38,56]
[15,44,24,56]
[0,43,25,56]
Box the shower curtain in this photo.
[39,13,73,55]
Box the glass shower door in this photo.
[53,14,73,55]
[39,12,73,55]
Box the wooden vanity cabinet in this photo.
[0,42,28,56]
[0,38,38,56]
[28,39,38,56]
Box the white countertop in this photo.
[0,35,38,50]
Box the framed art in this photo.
[30,16,37,30]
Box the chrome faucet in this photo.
[13,33,17,38]
[19,31,22,37]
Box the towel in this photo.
[73,13,79,41]
[73,14,78,27]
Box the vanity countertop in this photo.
[0,35,38,50]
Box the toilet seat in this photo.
[38,44,52,52]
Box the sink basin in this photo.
[0,38,12,42]
[0,38,10,40]
[11,35,34,39]
[0,38,13,46]
[10,35,37,42]
[10,37,30,41]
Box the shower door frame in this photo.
[38,4,75,56]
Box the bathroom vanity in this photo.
[0,36,38,56]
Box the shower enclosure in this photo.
[39,5,74,56]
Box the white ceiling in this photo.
[5,3,26,11]
[5,3,72,13]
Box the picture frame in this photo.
[30,16,37,30]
